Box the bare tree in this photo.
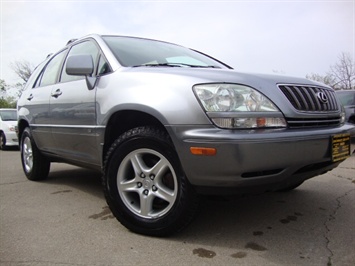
[329,52,355,90]
[306,73,336,87]
[10,60,34,83]
[307,52,355,90]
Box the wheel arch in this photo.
[17,119,30,144]
[103,110,169,163]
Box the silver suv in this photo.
[17,34,355,236]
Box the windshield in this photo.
[0,110,17,121]
[102,36,230,69]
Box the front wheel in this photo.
[20,127,50,181]
[103,127,199,236]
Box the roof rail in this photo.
[66,39,78,45]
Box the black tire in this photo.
[103,126,199,236]
[0,132,6,150]
[20,127,50,181]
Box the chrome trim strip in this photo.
[30,124,105,129]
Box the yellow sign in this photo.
[332,134,351,162]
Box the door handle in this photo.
[51,89,62,98]
[27,94,34,101]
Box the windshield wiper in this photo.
[190,65,221,69]
[132,63,221,68]
[132,63,182,68]
[165,63,221,68]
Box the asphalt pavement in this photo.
[0,149,354,265]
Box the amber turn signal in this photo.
[190,147,217,156]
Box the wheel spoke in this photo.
[155,184,175,203]
[130,153,147,177]
[119,179,140,193]
[150,159,168,178]
[140,194,154,216]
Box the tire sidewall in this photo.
[0,132,6,150]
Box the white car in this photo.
[0,109,19,150]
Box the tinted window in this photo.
[61,41,99,83]
[40,50,67,87]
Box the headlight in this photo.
[193,84,287,129]
[340,106,346,124]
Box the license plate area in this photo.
[331,133,351,162]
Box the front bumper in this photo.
[168,124,355,194]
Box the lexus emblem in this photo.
[317,92,328,104]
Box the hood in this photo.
[122,67,329,91]
[116,67,339,121]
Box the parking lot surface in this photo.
[1,150,354,265]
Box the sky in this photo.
[0,0,354,85]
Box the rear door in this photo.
[24,49,67,152]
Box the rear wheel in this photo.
[20,127,50,181]
[103,126,199,236]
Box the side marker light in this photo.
[190,147,217,156]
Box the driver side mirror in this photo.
[66,55,96,90]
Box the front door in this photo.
[49,40,101,166]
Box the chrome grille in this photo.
[278,85,338,112]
